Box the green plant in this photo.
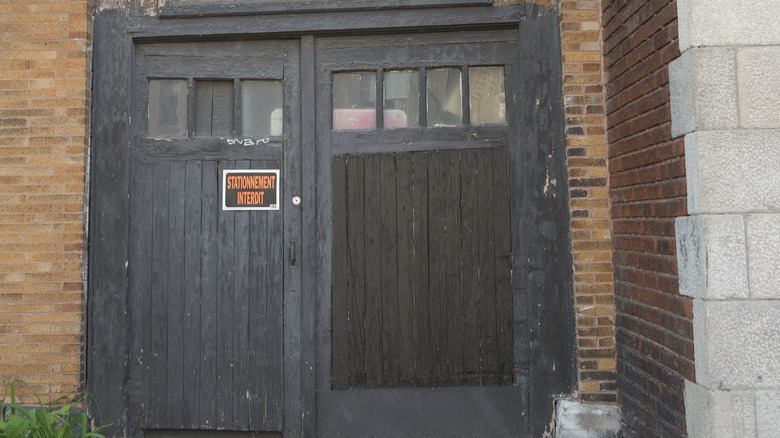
[0,382,112,438]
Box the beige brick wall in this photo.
[0,0,92,404]
[558,0,617,403]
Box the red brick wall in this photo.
[0,0,92,403]
[602,0,692,435]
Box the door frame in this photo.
[88,4,575,437]
[314,30,526,437]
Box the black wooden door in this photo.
[127,40,301,436]
[313,31,531,436]
[90,12,574,436]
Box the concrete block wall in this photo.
[671,0,780,436]
[0,0,93,403]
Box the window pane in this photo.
[470,66,506,125]
[426,68,462,127]
[333,72,376,130]
[196,80,234,137]
[148,79,187,137]
[383,70,419,129]
[242,80,283,137]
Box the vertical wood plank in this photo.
[492,148,514,382]
[134,163,154,427]
[426,150,448,385]
[459,148,481,384]
[149,161,170,426]
[282,40,304,437]
[345,156,367,387]
[330,157,349,390]
[394,153,416,386]
[266,170,285,431]
[216,160,236,428]
[232,160,251,428]
[362,155,382,387]
[315,55,334,397]
[411,151,430,386]
[477,149,499,384]
[247,160,265,430]
[199,160,218,428]
[379,153,399,387]
[441,150,462,383]
[299,35,317,437]
[182,160,202,427]
[166,160,186,426]
[87,11,132,434]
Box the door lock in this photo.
[292,196,301,206]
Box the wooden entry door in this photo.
[313,30,530,436]
[126,40,301,436]
[89,9,575,436]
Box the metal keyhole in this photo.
[292,196,301,205]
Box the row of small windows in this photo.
[147,79,283,138]
[146,66,505,138]
[333,66,506,130]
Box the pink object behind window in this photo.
[333,109,407,130]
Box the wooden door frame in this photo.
[88,3,575,437]
[314,30,525,437]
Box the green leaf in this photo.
[2,414,31,438]
[0,382,111,438]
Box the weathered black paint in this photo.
[88,3,575,437]
[316,386,529,437]
[129,41,292,433]
[331,149,513,389]
[519,4,578,434]
[298,35,318,437]
[87,9,132,437]
[159,0,491,18]
[131,7,526,41]
[311,24,568,436]
[129,159,285,431]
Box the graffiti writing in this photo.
[226,138,271,146]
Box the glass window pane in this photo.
[333,72,376,130]
[383,70,419,129]
[426,68,462,127]
[148,79,187,138]
[469,66,506,125]
[196,80,234,137]
[242,80,283,137]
